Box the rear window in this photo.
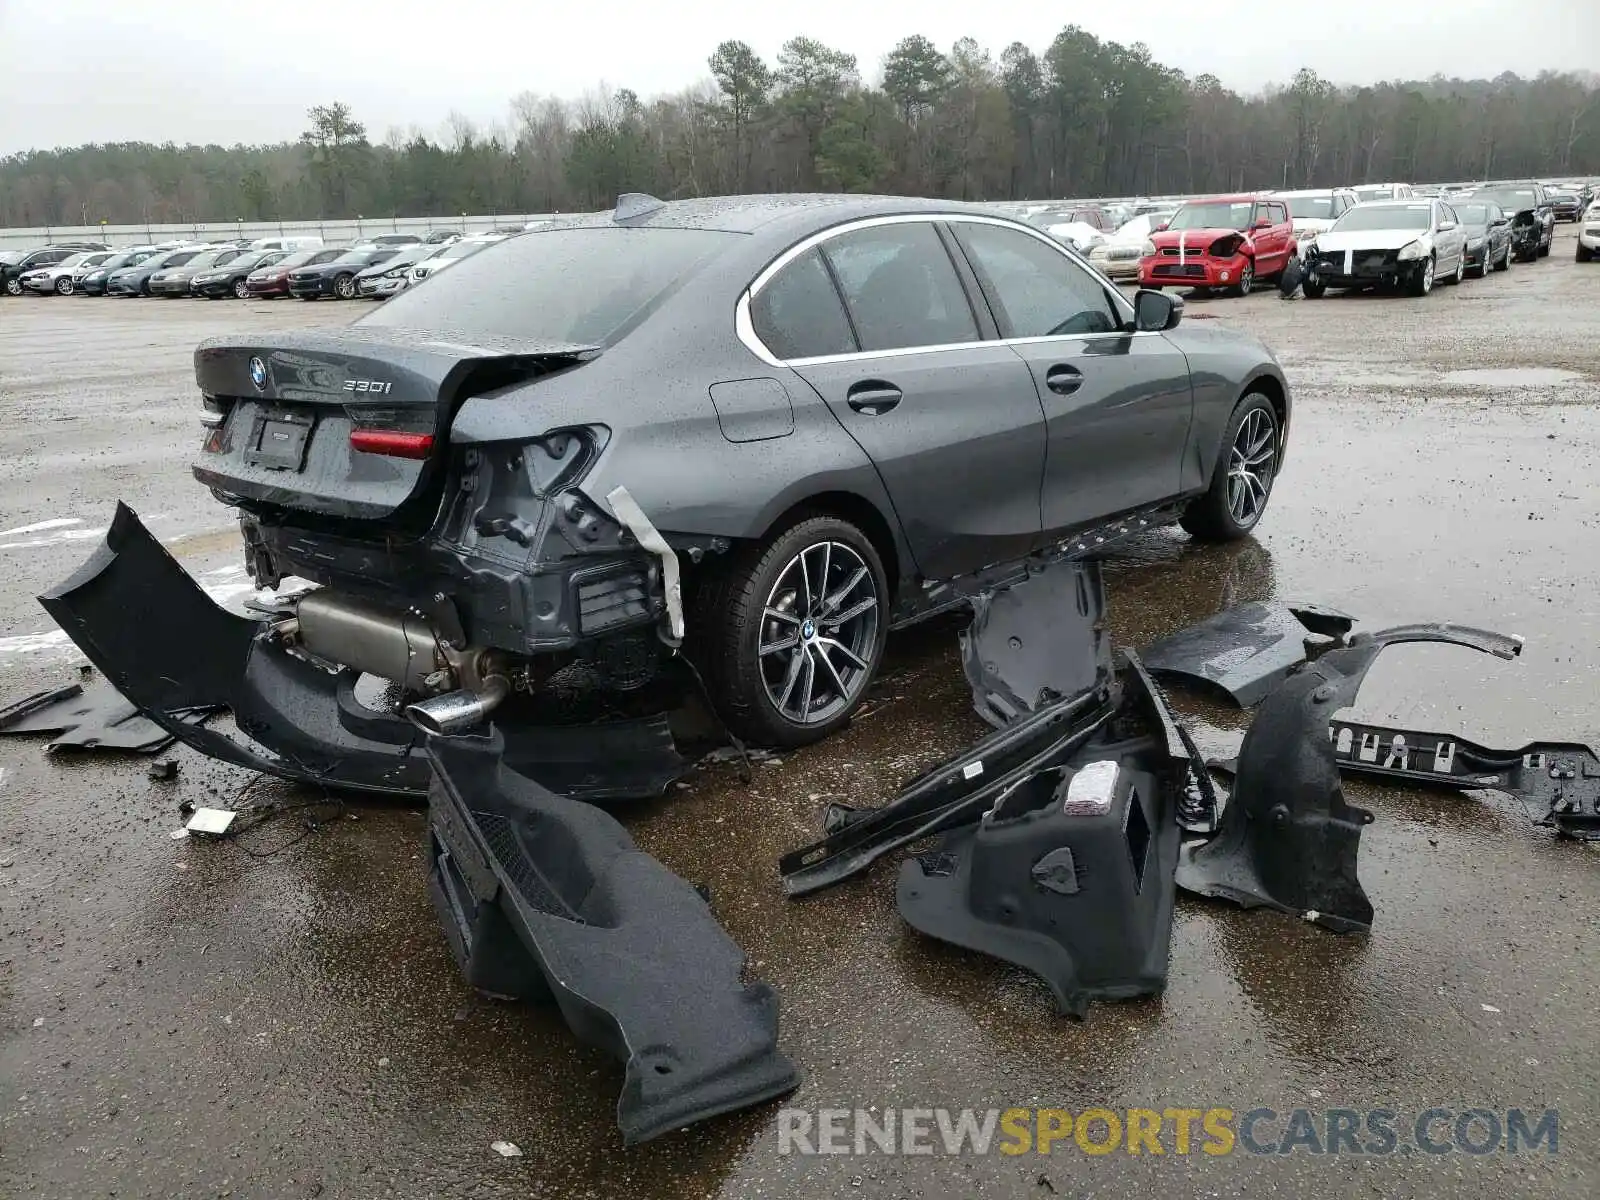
[362,227,739,346]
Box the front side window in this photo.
[750,247,855,360]
[953,222,1118,338]
[820,222,977,353]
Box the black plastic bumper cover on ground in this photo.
[37,503,683,800]
[1176,623,1523,933]
[425,728,798,1143]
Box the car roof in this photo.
[547,192,1004,237]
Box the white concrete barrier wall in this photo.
[0,214,563,252]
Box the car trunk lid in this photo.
[192,327,599,522]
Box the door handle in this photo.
[846,381,902,415]
[1045,365,1084,395]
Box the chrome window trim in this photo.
[735,212,1140,367]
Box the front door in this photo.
[946,219,1194,536]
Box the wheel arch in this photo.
[752,490,903,601]
[1238,370,1290,467]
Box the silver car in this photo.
[1302,199,1470,297]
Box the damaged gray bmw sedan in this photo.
[45,193,1289,791]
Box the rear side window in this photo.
[750,248,856,360]
[952,222,1118,338]
[362,227,738,346]
[820,223,977,352]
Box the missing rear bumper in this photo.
[37,503,684,800]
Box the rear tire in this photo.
[1180,393,1280,542]
[688,515,889,748]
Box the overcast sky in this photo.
[3,0,1597,155]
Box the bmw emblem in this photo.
[248,356,267,391]
[801,619,816,640]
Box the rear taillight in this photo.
[349,430,433,459]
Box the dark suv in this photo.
[51,194,1291,788]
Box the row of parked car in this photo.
[1017,178,1598,299]
[0,226,527,301]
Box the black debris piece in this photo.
[38,503,684,801]
[0,679,215,754]
[1329,719,1600,840]
[961,559,1111,728]
[1141,601,1357,707]
[779,688,1117,896]
[1176,623,1523,933]
[897,733,1182,1018]
[425,728,798,1144]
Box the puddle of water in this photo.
[1439,367,1584,387]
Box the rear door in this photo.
[946,219,1193,535]
[768,218,1048,579]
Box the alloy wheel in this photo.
[4,278,20,296]
[1454,255,1464,283]
[758,541,880,726]
[234,280,249,299]
[1419,259,1434,293]
[1226,408,1276,527]
[1237,262,1254,294]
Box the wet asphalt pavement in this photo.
[2,231,1598,1199]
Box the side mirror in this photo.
[1134,288,1183,333]
[1153,220,1170,233]
[1438,220,1457,231]
[1253,218,1273,230]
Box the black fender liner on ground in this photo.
[36,503,683,800]
[1176,623,1523,933]
[424,728,798,1143]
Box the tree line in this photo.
[3,27,1597,229]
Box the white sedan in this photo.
[1086,214,1167,280]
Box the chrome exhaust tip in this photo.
[404,675,509,736]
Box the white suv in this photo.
[1578,200,1600,263]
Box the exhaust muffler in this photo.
[404,675,510,735]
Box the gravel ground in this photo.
[1,228,1597,1199]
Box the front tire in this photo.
[1579,243,1594,263]
[1231,260,1255,297]
[5,277,23,296]
[1180,394,1279,542]
[54,276,73,295]
[689,516,889,747]
[1449,253,1465,285]
[233,279,250,299]
[1408,256,1435,297]
[334,273,356,300]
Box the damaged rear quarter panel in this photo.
[446,239,913,579]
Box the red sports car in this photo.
[1138,195,1297,295]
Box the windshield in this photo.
[363,227,738,346]
[270,250,318,270]
[1332,204,1433,232]
[162,250,203,267]
[436,240,492,262]
[1452,204,1494,223]
[1479,188,1536,209]
[57,253,89,268]
[178,251,223,270]
[1168,201,1254,231]
[331,249,381,265]
[1285,196,1335,219]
